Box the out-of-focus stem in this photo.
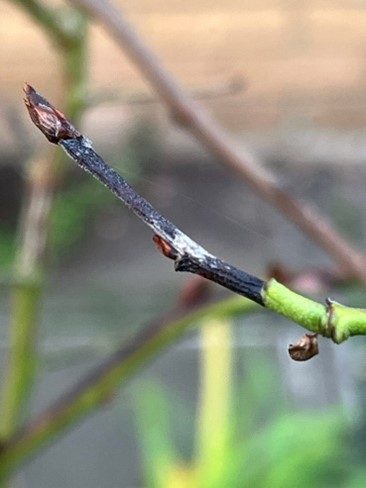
[0,280,41,441]
[62,11,88,122]
[197,318,232,485]
[10,0,71,48]
[0,7,88,441]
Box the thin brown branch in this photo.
[68,0,366,283]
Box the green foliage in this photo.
[0,228,16,270]
[239,411,347,488]
[133,382,179,488]
[133,349,363,488]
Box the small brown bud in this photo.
[288,333,319,361]
[23,83,80,143]
[153,235,178,260]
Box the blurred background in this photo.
[1,0,366,486]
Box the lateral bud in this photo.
[288,333,319,361]
[153,235,178,260]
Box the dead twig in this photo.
[24,84,265,304]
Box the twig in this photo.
[0,296,257,481]
[23,85,366,345]
[67,0,366,283]
[24,85,264,303]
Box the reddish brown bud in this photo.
[152,235,178,260]
[288,333,319,361]
[23,83,80,143]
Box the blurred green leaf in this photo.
[132,381,178,488]
[0,227,16,269]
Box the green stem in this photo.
[264,278,366,343]
[0,5,88,443]
[61,11,88,121]
[0,297,257,482]
[0,280,41,440]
